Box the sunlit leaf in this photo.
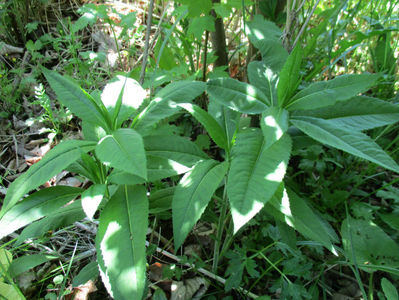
[227,129,291,232]
[97,185,148,299]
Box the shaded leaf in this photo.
[72,261,99,287]
[341,217,399,271]
[96,128,147,179]
[134,81,205,130]
[286,74,379,111]
[42,68,110,130]
[177,103,228,149]
[269,186,338,253]
[293,96,399,131]
[381,278,398,300]
[9,254,57,277]
[15,200,86,246]
[0,186,82,239]
[207,78,269,114]
[277,45,303,106]
[144,135,208,166]
[173,160,228,249]
[248,61,279,105]
[291,116,399,173]
[1,140,95,217]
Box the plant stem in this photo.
[368,272,374,300]
[291,0,321,51]
[140,0,155,85]
[212,178,229,273]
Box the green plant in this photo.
[1,13,399,300]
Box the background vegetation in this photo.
[0,0,398,299]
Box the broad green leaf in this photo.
[153,39,177,71]
[291,116,399,173]
[96,128,147,179]
[257,40,288,72]
[15,199,86,246]
[187,15,215,40]
[246,15,281,46]
[248,61,278,105]
[245,15,287,71]
[109,155,192,184]
[381,278,398,300]
[269,186,338,254]
[0,186,82,239]
[177,103,228,149]
[72,261,99,287]
[101,75,146,127]
[147,156,191,181]
[133,81,205,130]
[82,120,107,142]
[286,74,379,111]
[341,217,399,271]
[1,140,95,217]
[227,129,291,233]
[9,254,57,277]
[0,282,23,300]
[379,212,399,231]
[81,184,106,220]
[42,68,110,130]
[293,96,399,131]
[207,78,269,114]
[149,187,175,214]
[173,160,228,249]
[277,45,303,106]
[97,185,148,300]
[178,0,212,17]
[260,107,289,148]
[144,135,208,166]
[108,170,146,185]
[208,101,240,147]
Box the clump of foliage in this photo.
[1,0,399,299]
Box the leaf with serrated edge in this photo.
[0,186,82,239]
[293,96,399,131]
[96,185,148,300]
[227,129,291,233]
[134,81,205,130]
[96,128,147,180]
[42,68,110,130]
[177,103,228,149]
[1,140,95,218]
[291,116,399,173]
[286,74,379,111]
[144,135,208,166]
[207,78,269,114]
[173,160,228,249]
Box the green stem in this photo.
[368,272,374,300]
[212,178,229,273]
